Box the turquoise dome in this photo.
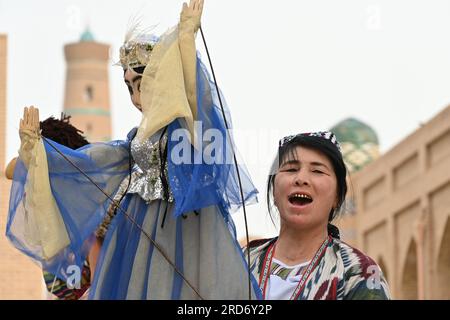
[80,28,95,42]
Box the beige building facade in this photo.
[0,34,44,299]
[337,105,450,299]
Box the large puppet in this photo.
[7,0,260,300]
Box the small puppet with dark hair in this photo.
[40,114,89,149]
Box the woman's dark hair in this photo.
[40,114,89,149]
[267,135,347,238]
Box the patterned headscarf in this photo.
[279,131,342,153]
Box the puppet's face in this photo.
[124,68,142,112]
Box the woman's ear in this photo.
[333,197,339,210]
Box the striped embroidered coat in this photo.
[244,237,391,300]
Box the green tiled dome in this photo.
[330,118,380,173]
[331,117,379,147]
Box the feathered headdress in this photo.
[116,18,159,69]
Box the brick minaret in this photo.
[63,28,112,142]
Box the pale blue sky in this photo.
[1,0,450,238]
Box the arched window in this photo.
[84,86,94,102]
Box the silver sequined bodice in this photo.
[128,129,174,203]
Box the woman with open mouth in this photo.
[244,131,391,300]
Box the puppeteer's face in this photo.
[273,146,338,232]
[124,68,142,112]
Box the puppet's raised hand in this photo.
[180,0,204,33]
[19,106,40,141]
[18,106,40,167]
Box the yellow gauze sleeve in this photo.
[20,135,71,261]
[136,26,198,148]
